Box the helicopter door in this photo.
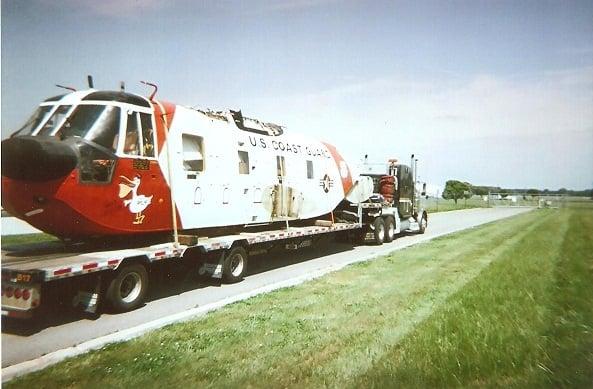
[271,156,285,220]
[271,155,304,221]
[177,133,206,227]
[237,149,260,223]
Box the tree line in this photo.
[442,180,593,204]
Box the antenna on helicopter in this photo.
[55,84,76,92]
[87,75,94,88]
[140,81,158,100]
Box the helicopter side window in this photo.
[182,134,205,172]
[238,151,250,174]
[124,113,141,156]
[140,113,155,157]
[122,111,155,158]
[306,160,314,179]
[37,105,72,136]
[13,105,53,137]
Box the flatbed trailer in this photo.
[2,156,429,319]
[1,218,363,318]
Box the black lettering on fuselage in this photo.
[246,136,329,158]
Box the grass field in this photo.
[1,233,58,246]
[421,196,489,212]
[420,194,573,213]
[6,204,593,388]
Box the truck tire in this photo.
[373,217,385,245]
[222,246,248,283]
[384,216,395,242]
[106,264,149,312]
[419,212,428,234]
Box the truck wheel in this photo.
[384,216,395,242]
[106,264,149,312]
[373,217,385,245]
[419,212,428,234]
[223,246,248,283]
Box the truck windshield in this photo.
[56,105,121,152]
[13,105,54,137]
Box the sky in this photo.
[2,0,592,191]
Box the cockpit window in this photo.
[37,105,72,136]
[55,105,121,152]
[140,113,155,157]
[122,111,156,158]
[124,112,141,156]
[82,106,120,151]
[13,105,53,137]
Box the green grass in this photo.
[1,233,58,246]
[421,196,490,213]
[6,206,593,388]
[353,205,593,387]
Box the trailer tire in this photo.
[419,212,428,234]
[106,264,149,312]
[222,246,248,283]
[373,217,385,245]
[384,216,395,242]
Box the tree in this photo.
[442,180,472,204]
[471,186,488,196]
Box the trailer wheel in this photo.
[222,246,248,283]
[419,212,428,234]
[106,264,149,312]
[373,217,385,245]
[384,216,395,242]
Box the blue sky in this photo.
[2,0,592,190]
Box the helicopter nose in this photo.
[1,136,78,181]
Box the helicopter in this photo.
[1,79,365,240]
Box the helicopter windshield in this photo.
[12,105,54,137]
[55,104,121,152]
[37,105,73,136]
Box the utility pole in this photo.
[436,189,439,212]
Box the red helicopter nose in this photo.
[1,136,78,181]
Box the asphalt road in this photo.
[2,207,533,369]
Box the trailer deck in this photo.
[2,221,360,285]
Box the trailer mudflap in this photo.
[198,251,225,279]
[72,275,102,314]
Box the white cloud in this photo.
[243,67,593,189]
[251,67,593,140]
